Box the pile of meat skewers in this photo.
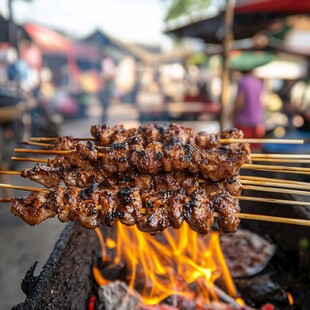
[10,123,251,236]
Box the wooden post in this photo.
[219,0,235,131]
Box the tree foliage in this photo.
[163,0,211,22]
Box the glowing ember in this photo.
[94,224,244,307]
[287,292,294,305]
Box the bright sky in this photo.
[0,0,170,45]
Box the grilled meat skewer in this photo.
[45,123,246,151]
[21,141,250,187]
[90,123,245,148]
[21,156,243,195]
[11,183,240,235]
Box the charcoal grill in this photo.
[12,224,100,310]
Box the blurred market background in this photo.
[1,0,310,308]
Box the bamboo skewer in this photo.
[242,185,310,196]
[242,164,310,172]
[0,198,16,202]
[30,137,92,141]
[252,153,310,159]
[236,196,310,206]
[242,164,310,175]
[14,148,69,155]
[21,141,52,148]
[0,183,49,193]
[251,158,310,164]
[219,138,304,144]
[235,213,310,227]
[241,179,310,191]
[11,157,49,163]
[240,175,310,186]
[0,171,21,175]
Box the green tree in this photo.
[163,0,211,22]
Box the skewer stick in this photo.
[220,138,304,144]
[242,185,310,196]
[241,179,310,191]
[240,175,310,187]
[0,198,16,202]
[235,213,310,227]
[236,195,310,206]
[0,183,50,193]
[252,153,310,159]
[21,141,52,148]
[30,137,93,141]
[242,164,310,175]
[251,158,310,164]
[11,157,48,163]
[14,148,69,155]
[14,149,106,157]
[0,170,21,175]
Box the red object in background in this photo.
[260,303,275,310]
[20,44,42,69]
[24,23,73,54]
[235,0,310,14]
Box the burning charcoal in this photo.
[220,229,276,277]
[234,274,289,308]
[98,280,141,310]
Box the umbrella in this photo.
[166,0,310,44]
[229,51,276,71]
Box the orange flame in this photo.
[94,224,239,306]
[287,292,294,305]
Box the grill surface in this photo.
[12,223,99,310]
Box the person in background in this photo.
[233,70,265,147]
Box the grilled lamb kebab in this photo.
[11,183,240,235]
[21,161,243,196]
[21,141,250,187]
[90,123,245,149]
[48,123,246,151]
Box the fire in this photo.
[287,292,294,305]
[94,224,241,306]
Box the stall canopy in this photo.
[166,0,310,44]
[24,23,73,53]
[82,29,152,62]
[229,50,276,71]
[24,23,99,59]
